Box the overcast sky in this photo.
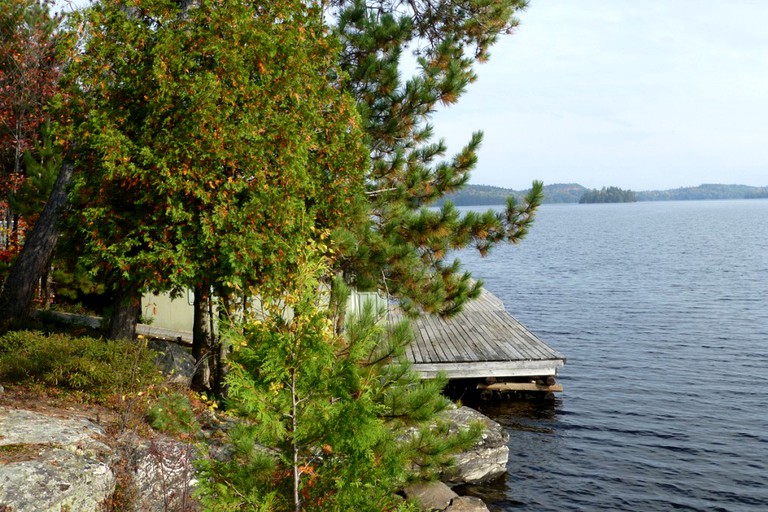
[432,1,768,191]
[55,1,768,191]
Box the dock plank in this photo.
[397,288,566,379]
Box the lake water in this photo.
[454,200,768,511]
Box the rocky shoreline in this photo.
[0,398,507,511]
[1,334,510,511]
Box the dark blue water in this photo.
[455,200,768,512]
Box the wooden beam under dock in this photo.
[477,382,564,393]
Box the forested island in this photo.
[439,183,587,205]
[579,186,636,203]
[441,183,768,206]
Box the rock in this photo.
[0,408,110,452]
[445,496,491,512]
[148,339,197,387]
[0,407,115,511]
[439,406,509,485]
[121,432,199,512]
[0,448,114,512]
[404,481,459,511]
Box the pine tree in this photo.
[9,124,61,227]
[327,0,543,316]
[196,240,481,511]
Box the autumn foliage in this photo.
[0,0,64,272]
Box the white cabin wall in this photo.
[141,288,386,334]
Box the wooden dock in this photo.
[391,289,566,381]
[37,288,564,388]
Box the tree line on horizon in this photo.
[440,182,768,206]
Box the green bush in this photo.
[0,330,160,396]
[146,391,201,437]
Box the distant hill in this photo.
[637,184,768,201]
[440,183,587,206]
[439,183,768,206]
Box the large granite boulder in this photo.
[0,406,200,512]
[440,406,509,485]
[0,407,115,511]
[148,339,197,388]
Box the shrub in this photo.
[0,330,160,396]
[146,391,201,438]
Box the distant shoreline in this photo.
[439,183,768,206]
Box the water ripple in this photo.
[457,200,768,511]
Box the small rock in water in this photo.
[403,481,458,511]
[446,495,491,512]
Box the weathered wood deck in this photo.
[391,289,566,380]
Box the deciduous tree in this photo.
[0,0,61,177]
[0,0,69,328]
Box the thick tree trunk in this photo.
[108,288,141,340]
[0,161,74,331]
[193,284,212,389]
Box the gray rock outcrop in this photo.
[0,407,115,511]
[440,406,509,485]
[0,407,199,512]
[404,481,459,511]
[122,432,198,512]
[148,339,197,387]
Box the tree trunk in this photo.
[0,161,73,331]
[41,267,54,308]
[193,284,212,389]
[108,288,141,340]
[212,293,235,397]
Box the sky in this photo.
[54,1,768,191]
[431,1,768,191]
